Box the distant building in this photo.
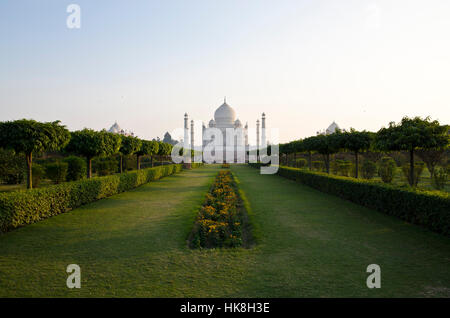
[183,98,266,163]
[317,121,340,135]
[163,132,177,145]
[108,122,135,137]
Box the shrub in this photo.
[379,156,396,183]
[295,158,307,169]
[64,156,86,181]
[361,160,377,179]
[191,162,204,169]
[94,158,118,176]
[0,164,182,233]
[222,163,230,169]
[45,161,68,184]
[432,167,448,190]
[0,149,25,185]
[31,164,45,188]
[276,166,450,236]
[336,160,353,177]
[402,162,425,187]
[312,161,324,172]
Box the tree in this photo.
[375,116,448,186]
[341,129,374,178]
[158,142,173,164]
[302,136,317,171]
[135,140,159,170]
[416,149,446,179]
[66,129,122,178]
[119,135,142,173]
[0,119,70,189]
[310,133,343,174]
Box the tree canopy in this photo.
[0,119,70,188]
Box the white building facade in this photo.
[183,99,266,163]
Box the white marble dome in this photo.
[214,102,236,126]
[326,121,340,134]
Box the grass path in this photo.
[0,165,449,297]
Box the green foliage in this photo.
[120,135,142,156]
[335,160,353,177]
[93,157,118,176]
[0,120,71,188]
[361,160,377,179]
[432,167,448,190]
[276,166,450,236]
[0,149,25,185]
[45,162,68,184]
[379,156,396,183]
[66,129,122,178]
[402,162,425,187]
[375,116,448,186]
[63,156,86,181]
[312,161,324,172]
[31,164,45,188]
[295,158,307,169]
[0,164,182,233]
[0,119,71,156]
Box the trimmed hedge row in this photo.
[250,163,450,236]
[0,164,183,233]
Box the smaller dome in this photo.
[108,122,122,134]
[208,119,216,127]
[326,121,340,134]
[234,119,242,127]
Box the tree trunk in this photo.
[151,156,154,167]
[410,149,414,186]
[120,155,123,173]
[326,154,330,174]
[26,152,32,189]
[137,155,141,170]
[87,157,92,178]
[355,151,359,179]
[309,152,312,171]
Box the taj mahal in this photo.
[183,98,267,163]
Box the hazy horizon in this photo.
[1,0,449,143]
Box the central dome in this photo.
[214,102,236,125]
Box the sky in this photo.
[1,0,449,143]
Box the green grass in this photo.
[0,165,449,297]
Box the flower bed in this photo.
[189,170,246,248]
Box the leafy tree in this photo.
[119,136,142,173]
[66,129,122,178]
[416,149,446,179]
[310,133,343,174]
[302,136,317,171]
[0,119,70,188]
[341,129,374,178]
[136,140,159,169]
[375,117,448,186]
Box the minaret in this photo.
[261,113,266,148]
[244,122,249,147]
[190,120,194,151]
[184,113,189,150]
[256,119,260,162]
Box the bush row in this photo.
[0,164,183,233]
[249,163,450,236]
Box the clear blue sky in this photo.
[1,0,449,143]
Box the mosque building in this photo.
[184,98,266,163]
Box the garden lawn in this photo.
[0,165,449,297]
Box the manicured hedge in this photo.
[0,164,183,233]
[250,163,450,236]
